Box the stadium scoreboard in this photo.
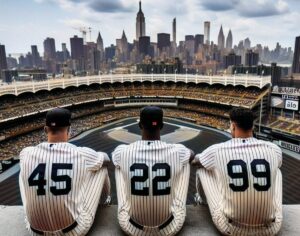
[271,94,300,112]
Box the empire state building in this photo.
[136,1,145,41]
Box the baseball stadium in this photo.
[0,74,300,235]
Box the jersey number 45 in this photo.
[28,163,72,196]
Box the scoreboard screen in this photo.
[271,94,299,111]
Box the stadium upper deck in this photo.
[0,74,271,96]
[0,78,269,123]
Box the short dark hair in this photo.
[229,108,255,131]
[139,106,163,131]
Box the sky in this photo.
[0,0,300,55]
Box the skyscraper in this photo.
[217,25,225,50]
[70,35,85,71]
[62,43,70,61]
[292,36,300,73]
[31,45,42,67]
[195,34,204,53]
[97,32,104,52]
[136,1,145,40]
[224,52,241,68]
[43,37,56,60]
[70,35,84,60]
[226,29,233,50]
[139,36,151,57]
[157,33,171,51]
[172,18,176,45]
[0,44,8,79]
[204,21,210,45]
[244,38,251,49]
[245,50,259,66]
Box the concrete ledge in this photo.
[0,205,300,236]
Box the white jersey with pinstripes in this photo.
[112,140,190,231]
[196,137,282,225]
[19,142,108,232]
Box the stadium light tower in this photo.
[151,67,154,82]
[175,68,177,82]
[185,68,188,83]
[164,67,166,82]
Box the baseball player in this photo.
[19,108,111,236]
[112,106,194,236]
[193,107,282,236]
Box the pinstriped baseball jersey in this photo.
[196,137,282,225]
[112,140,191,229]
[19,142,108,232]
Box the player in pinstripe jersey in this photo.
[19,108,111,236]
[193,107,282,236]
[112,106,194,236]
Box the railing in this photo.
[0,74,271,96]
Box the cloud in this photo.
[237,0,289,17]
[88,0,133,13]
[199,0,289,17]
[201,0,237,11]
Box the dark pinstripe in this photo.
[113,140,190,236]
[19,142,110,236]
[196,137,283,235]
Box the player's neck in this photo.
[48,135,68,143]
[234,130,253,139]
[142,132,160,141]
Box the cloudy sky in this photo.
[0,0,299,54]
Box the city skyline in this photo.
[0,0,300,54]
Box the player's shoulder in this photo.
[206,142,225,151]
[19,146,35,157]
[76,146,100,158]
[113,144,129,154]
[171,143,189,151]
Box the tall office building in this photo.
[116,31,129,62]
[157,33,171,51]
[97,32,104,52]
[292,36,300,73]
[31,45,42,67]
[245,50,259,66]
[217,25,225,50]
[244,38,251,49]
[85,42,100,74]
[139,36,151,57]
[185,35,195,64]
[43,37,56,60]
[0,44,8,79]
[195,34,204,53]
[70,35,84,60]
[226,29,233,50]
[204,21,210,45]
[61,43,70,61]
[136,1,146,40]
[172,18,176,45]
[224,52,241,68]
[70,35,85,71]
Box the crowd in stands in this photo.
[0,83,264,121]
[178,103,229,117]
[0,108,229,160]
[268,117,300,136]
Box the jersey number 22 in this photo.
[130,163,171,196]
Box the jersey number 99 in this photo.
[227,159,271,192]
